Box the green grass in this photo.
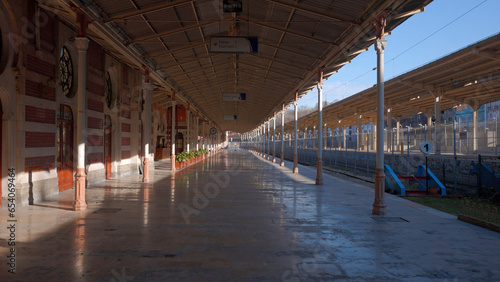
[405,197,464,216]
[405,196,500,224]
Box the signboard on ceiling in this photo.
[222,92,246,101]
[210,36,258,54]
[224,115,238,120]
[223,0,242,13]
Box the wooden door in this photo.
[104,115,112,179]
[57,120,73,192]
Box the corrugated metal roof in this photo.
[67,0,435,132]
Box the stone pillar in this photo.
[313,126,316,149]
[387,108,392,152]
[427,114,432,142]
[196,117,199,150]
[202,122,206,149]
[357,115,362,150]
[273,116,276,162]
[473,106,478,153]
[293,94,299,173]
[186,108,191,152]
[142,79,151,182]
[316,68,324,185]
[372,15,387,215]
[73,37,89,211]
[435,96,442,154]
[267,121,270,160]
[170,93,176,171]
[281,105,285,166]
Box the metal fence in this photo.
[249,120,499,155]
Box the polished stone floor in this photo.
[1,149,500,281]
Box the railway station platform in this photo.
[1,149,499,281]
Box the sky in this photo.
[294,0,500,109]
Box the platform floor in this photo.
[1,149,499,281]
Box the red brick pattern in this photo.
[25,155,55,172]
[25,80,56,101]
[87,153,103,164]
[121,109,130,119]
[25,132,55,148]
[25,106,56,124]
[27,55,55,78]
[121,151,130,160]
[88,81,104,96]
[88,99,103,112]
[87,135,103,146]
[122,137,130,146]
[88,40,104,71]
[121,123,130,132]
[88,117,103,129]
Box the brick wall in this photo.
[121,123,130,132]
[25,156,55,172]
[25,106,55,124]
[122,137,130,146]
[88,81,104,96]
[26,55,55,78]
[121,151,130,160]
[88,117,103,129]
[25,80,56,101]
[88,99,103,112]
[88,153,103,164]
[25,132,55,148]
[88,135,103,146]
[121,109,130,119]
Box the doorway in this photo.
[176,132,184,154]
[57,105,74,192]
[104,115,112,179]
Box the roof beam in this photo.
[133,18,223,43]
[265,0,356,24]
[245,18,336,44]
[105,0,194,22]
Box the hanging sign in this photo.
[210,36,258,54]
[222,92,246,101]
[223,0,242,13]
[224,115,238,120]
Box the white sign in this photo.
[222,92,246,101]
[210,37,258,54]
[420,142,433,154]
[224,115,237,120]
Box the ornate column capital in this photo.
[74,37,89,52]
[375,39,387,53]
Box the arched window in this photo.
[59,46,74,97]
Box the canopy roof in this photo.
[284,33,500,132]
[54,0,433,132]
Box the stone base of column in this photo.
[171,154,176,171]
[272,155,276,163]
[293,154,299,173]
[316,158,323,185]
[372,168,386,215]
[73,168,87,211]
[142,158,149,182]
